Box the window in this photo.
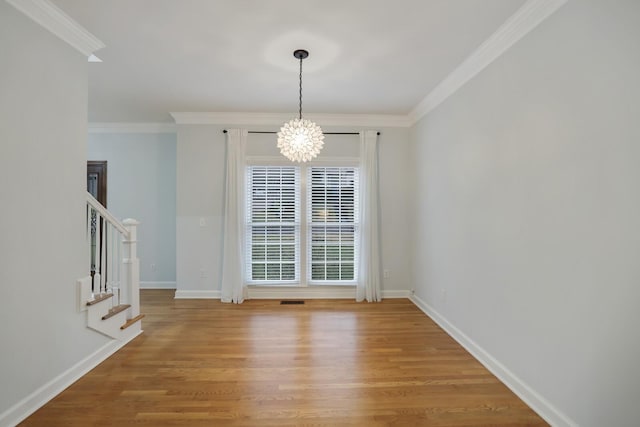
[308,167,358,282]
[246,164,359,285]
[246,166,300,282]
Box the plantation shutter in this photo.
[308,167,359,282]
[246,166,300,283]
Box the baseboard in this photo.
[140,281,176,289]
[382,289,412,298]
[409,294,577,427]
[173,288,411,300]
[174,290,222,299]
[0,331,142,427]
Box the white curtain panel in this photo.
[357,130,382,302]
[221,129,248,303]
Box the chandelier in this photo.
[277,49,324,162]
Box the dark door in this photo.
[87,160,107,207]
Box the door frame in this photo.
[87,160,107,207]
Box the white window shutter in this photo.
[308,167,359,283]
[246,166,300,283]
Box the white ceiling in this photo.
[52,0,526,123]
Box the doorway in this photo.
[87,160,107,207]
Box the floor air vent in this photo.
[280,300,305,305]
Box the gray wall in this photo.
[0,2,109,419]
[88,132,177,287]
[409,0,640,425]
[176,124,411,295]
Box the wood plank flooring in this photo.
[21,290,547,426]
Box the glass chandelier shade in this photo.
[277,118,324,162]
[277,50,324,162]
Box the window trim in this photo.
[245,165,300,285]
[245,157,359,287]
[307,166,359,285]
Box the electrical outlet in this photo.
[200,268,207,278]
[150,263,157,271]
[383,269,390,279]
[199,217,206,227]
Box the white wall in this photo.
[88,132,177,287]
[409,1,640,425]
[176,125,226,295]
[0,2,110,421]
[176,124,411,297]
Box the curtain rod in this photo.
[222,130,380,135]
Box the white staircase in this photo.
[79,194,143,341]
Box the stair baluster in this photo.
[82,193,142,338]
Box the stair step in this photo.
[120,314,145,330]
[86,293,113,306]
[101,304,131,320]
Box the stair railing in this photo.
[86,193,140,318]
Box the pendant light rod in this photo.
[294,49,308,120]
[277,48,323,162]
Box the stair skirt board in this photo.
[79,276,143,339]
[87,305,129,339]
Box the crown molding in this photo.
[409,0,569,124]
[172,0,568,128]
[6,0,105,56]
[171,112,290,125]
[170,112,412,128]
[88,122,177,134]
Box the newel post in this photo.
[123,218,140,317]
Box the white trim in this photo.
[174,290,222,299]
[6,0,567,127]
[6,0,105,56]
[409,0,569,123]
[140,281,176,289]
[249,288,409,299]
[382,289,412,298]
[409,293,577,427]
[173,287,410,300]
[170,112,412,128]
[88,122,177,134]
[0,332,141,427]
[305,114,411,128]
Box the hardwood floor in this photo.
[21,290,547,426]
